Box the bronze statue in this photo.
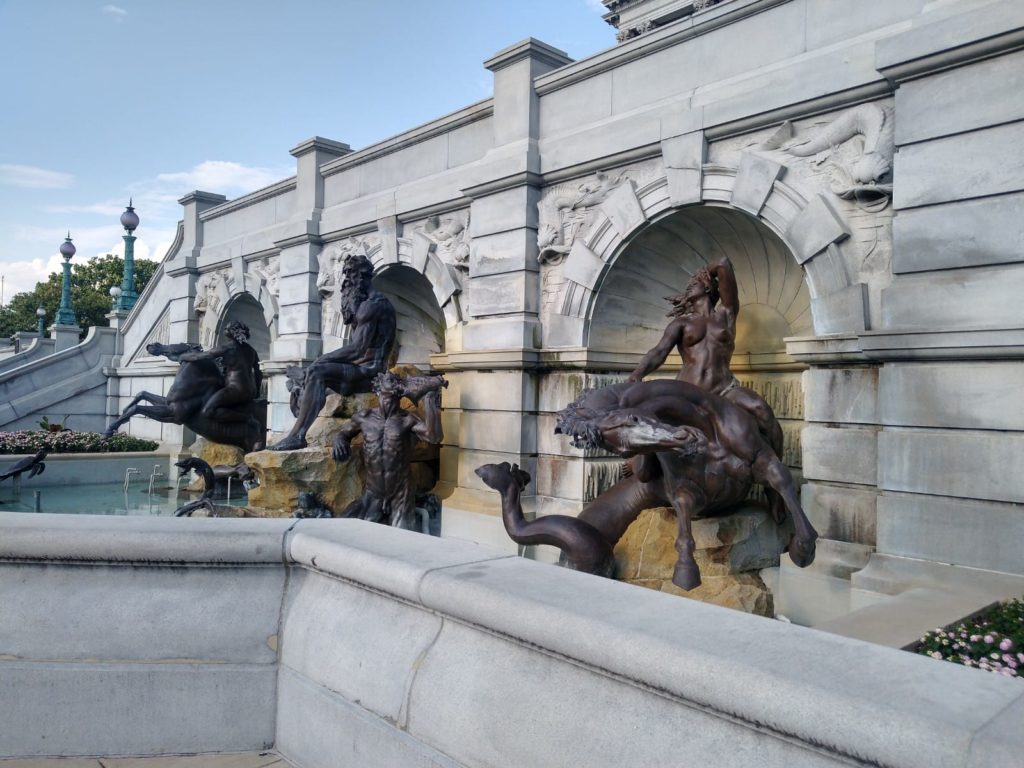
[0,448,48,482]
[270,254,397,451]
[172,457,218,517]
[293,491,334,519]
[555,379,817,590]
[103,323,265,453]
[333,372,444,530]
[476,462,615,578]
[628,257,786,517]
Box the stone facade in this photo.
[100,0,1024,588]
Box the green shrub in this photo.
[0,430,159,455]
[915,598,1024,679]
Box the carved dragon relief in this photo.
[249,256,280,298]
[417,212,470,271]
[762,102,895,212]
[537,170,628,266]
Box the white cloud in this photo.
[101,4,127,20]
[0,164,74,190]
[155,160,289,196]
[0,254,64,299]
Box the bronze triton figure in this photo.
[333,372,445,531]
[270,254,396,451]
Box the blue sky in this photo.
[0,0,614,301]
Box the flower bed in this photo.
[0,430,158,455]
[916,597,1023,679]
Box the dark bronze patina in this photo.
[172,457,218,517]
[628,256,786,518]
[475,462,615,578]
[554,380,817,590]
[293,491,334,519]
[103,322,265,453]
[0,448,48,482]
[333,372,444,530]
[271,254,397,451]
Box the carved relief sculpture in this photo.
[537,171,625,265]
[771,103,895,209]
[421,213,470,271]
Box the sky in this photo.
[0,0,615,302]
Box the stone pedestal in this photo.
[614,505,791,616]
[49,323,81,352]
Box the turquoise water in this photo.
[0,483,247,516]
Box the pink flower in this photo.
[984,634,994,644]
[999,638,1013,651]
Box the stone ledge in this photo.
[0,512,294,564]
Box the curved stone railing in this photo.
[0,512,1020,766]
[0,325,116,431]
[0,335,56,375]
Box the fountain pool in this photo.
[0,484,247,517]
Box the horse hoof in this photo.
[788,534,817,568]
[672,560,702,591]
[269,436,306,452]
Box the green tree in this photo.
[0,254,158,339]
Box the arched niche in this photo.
[589,205,811,365]
[372,264,446,370]
[217,292,273,360]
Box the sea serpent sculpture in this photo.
[478,379,818,590]
[475,462,615,578]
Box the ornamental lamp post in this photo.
[35,306,46,336]
[55,233,77,325]
[114,200,140,312]
[109,285,122,308]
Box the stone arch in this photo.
[216,292,273,360]
[588,204,812,358]
[372,264,447,370]
[366,237,464,329]
[198,269,278,356]
[549,151,861,348]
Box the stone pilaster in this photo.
[167,191,226,345]
[445,40,572,512]
[268,137,352,434]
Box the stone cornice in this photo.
[177,190,227,207]
[289,136,352,159]
[321,99,493,178]
[786,328,1024,364]
[483,37,573,72]
[460,171,543,200]
[199,177,298,221]
[535,0,786,96]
